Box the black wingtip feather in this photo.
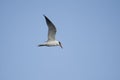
[43,15,53,24]
[43,14,46,17]
[43,15,47,19]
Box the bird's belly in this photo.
[46,41,58,46]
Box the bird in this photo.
[38,15,63,48]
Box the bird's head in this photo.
[58,41,63,48]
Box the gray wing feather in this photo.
[44,15,57,41]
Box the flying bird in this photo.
[38,15,63,48]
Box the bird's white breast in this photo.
[45,40,59,46]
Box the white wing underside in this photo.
[44,15,57,41]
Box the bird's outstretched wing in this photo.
[44,15,57,41]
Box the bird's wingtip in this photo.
[43,15,49,20]
[43,14,46,17]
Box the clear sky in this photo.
[0,0,120,80]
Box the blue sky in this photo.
[0,0,120,80]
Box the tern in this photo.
[38,15,63,48]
